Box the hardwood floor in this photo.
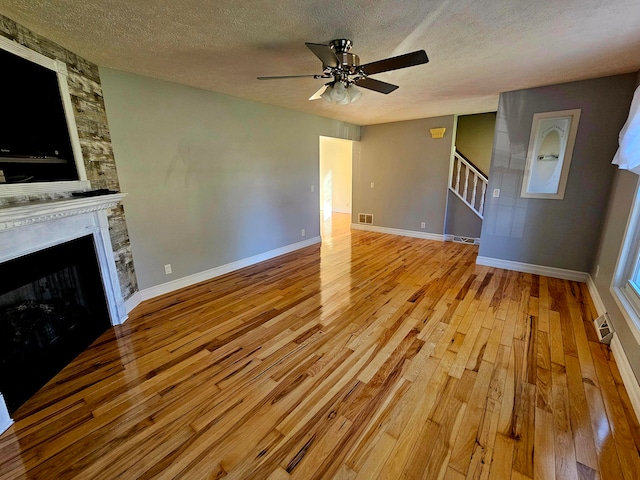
[1,213,639,479]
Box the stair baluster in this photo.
[449,150,488,219]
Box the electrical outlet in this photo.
[164,264,172,275]
[370,182,375,188]
[421,222,426,229]
[595,265,600,278]
[301,229,306,237]
[492,188,500,198]
[311,185,314,193]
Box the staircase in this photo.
[449,149,488,219]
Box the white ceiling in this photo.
[1,0,640,126]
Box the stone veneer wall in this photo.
[0,14,138,300]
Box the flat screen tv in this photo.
[0,47,79,184]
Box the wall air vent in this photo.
[358,213,373,224]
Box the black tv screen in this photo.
[0,48,78,183]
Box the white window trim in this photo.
[611,175,640,345]
[0,36,90,198]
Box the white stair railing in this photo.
[449,151,488,219]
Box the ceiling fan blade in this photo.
[305,42,339,68]
[309,84,328,101]
[257,74,322,80]
[360,50,429,75]
[355,77,399,94]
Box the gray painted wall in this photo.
[479,74,637,272]
[352,116,455,234]
[100,68,359,290]
[591,170,640,380]
[445,191,483,238]
[591,72,640,381]
[455,112,496,176]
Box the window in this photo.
[612,176,640,344]
[611,85,640,342]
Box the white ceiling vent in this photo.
[358,213,373,224]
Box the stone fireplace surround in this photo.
[0,193,127,433]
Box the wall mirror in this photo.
[521,109,581,199]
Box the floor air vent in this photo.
[358,213,373,224]
[594,313,613,344]
[453,236,476,245]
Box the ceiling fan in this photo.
[257,39,429,104]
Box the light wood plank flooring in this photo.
[1,213,639,479]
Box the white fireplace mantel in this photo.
[0,193,128,324]
[0,193,128,433]
[0,193,126,231]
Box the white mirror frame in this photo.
[0,36,90,198]
[521,109,581,200]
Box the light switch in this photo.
[492,189,500,198]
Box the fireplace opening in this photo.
[0,235,111,415]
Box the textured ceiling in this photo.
[1,0,640,125]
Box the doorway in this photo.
[319,136,353,224]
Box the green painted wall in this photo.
[455,112,496,176]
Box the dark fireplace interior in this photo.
[0,235,111,414]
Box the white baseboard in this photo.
[137,236,322,302]
[475,256,589,282]
[586,275,640,422]
[124,291,142,315]
[586,274,607,316]
[351,223,446,241]
[611,333,640,423]
[0,394,12,435]
[0,417,11,436]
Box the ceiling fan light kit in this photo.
[258,39,429,105]
[321,83,362,104]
